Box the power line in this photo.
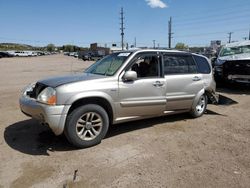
[172,1,250,20]
[173,21,250,34]
[174,8,250,23]
[174,28,248,38]
[174,14,250,28]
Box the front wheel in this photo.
[190,94,207,118]
[64,104,109,148]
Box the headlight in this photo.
[37,87,56,105]
[22,83,35,96]
[214,65,222,72]
[215,59,225,66]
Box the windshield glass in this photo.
[219,45,250,57]
[85,52,131,76]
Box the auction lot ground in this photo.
[0,54,250,188]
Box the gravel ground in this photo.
[0,54,249,188]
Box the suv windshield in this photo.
[85,52,131,76]
[219,45,250,57]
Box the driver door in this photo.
[117,52,166,119]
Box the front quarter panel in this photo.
[55,77,118,118]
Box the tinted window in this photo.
[193,55,211,74]
[163,55,197,75]
[129,53,160,78]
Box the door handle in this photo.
[192,76,201,81]
[153,81,164,87]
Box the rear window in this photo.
[193,55,211,74]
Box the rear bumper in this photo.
[19,96,70,135]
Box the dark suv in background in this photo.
[214,40,250,84]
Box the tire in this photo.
[64,104,109,148]
[190,94,207,118]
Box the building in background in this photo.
[90,43,110,56]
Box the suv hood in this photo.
[38,73,105,88]
[219,53,250,61]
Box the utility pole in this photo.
[249,29,250,40]
[134,37,137,47]
[153,40,156,49]
[168,17,173,49]
[228,32,233,43]
[120,7,125,50]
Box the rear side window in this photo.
[193,55,211,74]
[163,55,197,75]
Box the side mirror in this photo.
[123,71,137,81]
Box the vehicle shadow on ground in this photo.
[5,115,190,155]
[5,108,226,156]
[106,113,192,139]
[4,119,74,156]
[217,94,238,106]
[217,83,250,95]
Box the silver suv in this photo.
[20,49,217,148]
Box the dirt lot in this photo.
[0,54,250,188]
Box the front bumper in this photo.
[19,96,70,135]
[227,74,250,83]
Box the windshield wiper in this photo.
[91,72,106,76]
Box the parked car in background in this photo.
[37,51,45,56]
[69,52,76,57]
[8,51,36,57]
[31,51,38,56]
[4,51,49,57]
[73,52,78,58]
[214,40,250,84]
[6,51,17,56]
[13,51,29,57]
[0,51,14,58]
[82,53,93,61]
[78,51,96,61]
[19,49,218,148]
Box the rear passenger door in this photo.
[162,53,204,111]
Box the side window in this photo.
[163,55,197,75]
[129,53,160,78]
[193,55,211,74]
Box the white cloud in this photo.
[145,0,168,8]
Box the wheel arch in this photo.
[191,88,205,110]
[67,96,114,125]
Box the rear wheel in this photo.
[64,104,109,148]
[190,94,207,118]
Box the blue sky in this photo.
[0,0,250,47]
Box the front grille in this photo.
[223,60,250,76]
[27,82,47,99]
